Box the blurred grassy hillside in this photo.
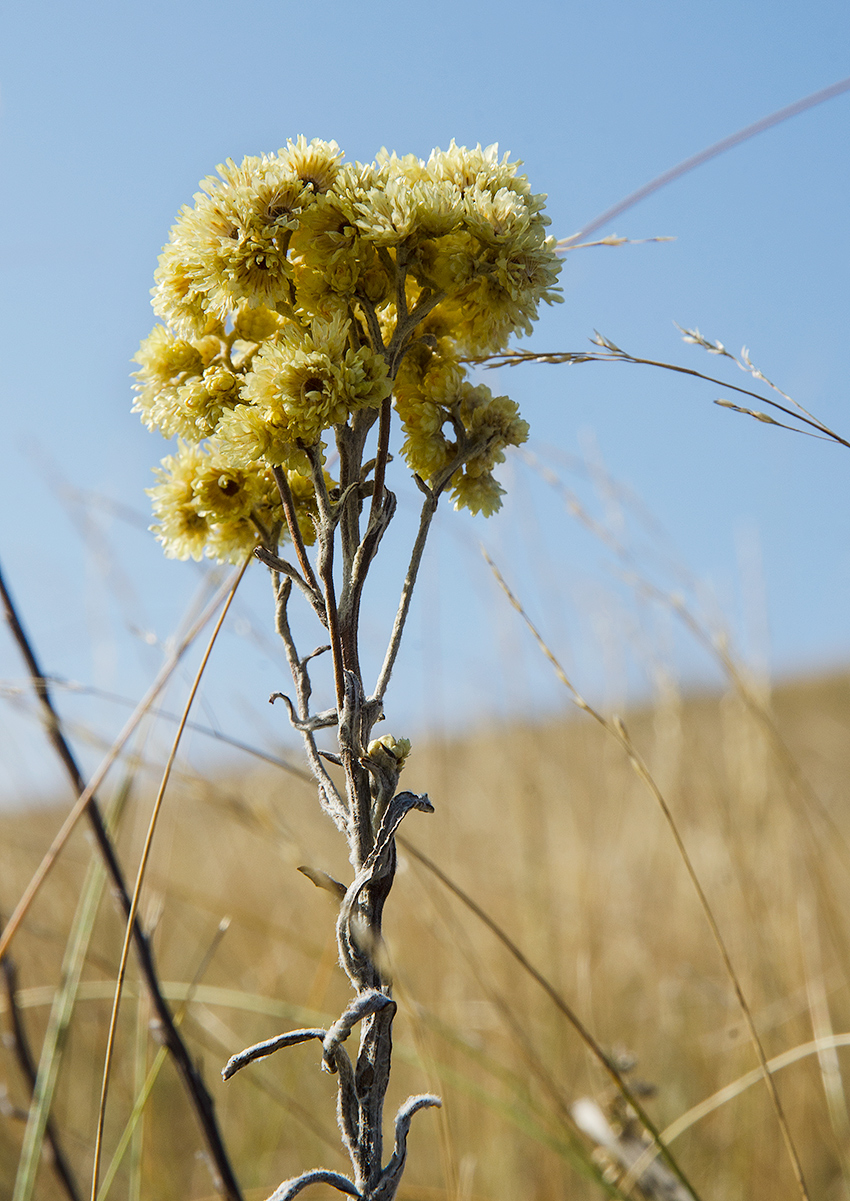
[2,669,850,1200]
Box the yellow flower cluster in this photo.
[393,314,530,516]
[135,138,561,559]
[148,441,317,563]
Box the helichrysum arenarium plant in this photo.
[135,135,561,1201]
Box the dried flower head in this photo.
[136,138,561,559]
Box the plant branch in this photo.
[394,251,409,326]
[386,289,446,375]
[368,398,392,527]
[340,487,397,697]
[272,465,323,594]
[357,294,386,355]
[271,575,347,832]
[336,414,371,579]
[370,480,441,710]
[267,1170,360,1201]
[223,1028,328,1080]
[306,447,346,711]
[254,545,326,623]
[337,670,374,871]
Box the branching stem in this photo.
[273,465,323,594]
[371,487,438,709]
[368,397,392,526]
[307,446,346,710]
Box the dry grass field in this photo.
[3,666,850,1200]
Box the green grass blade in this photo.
[13,779,130,1201]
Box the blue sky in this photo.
[1,0,849,802]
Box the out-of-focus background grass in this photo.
[3,658,850,1198]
